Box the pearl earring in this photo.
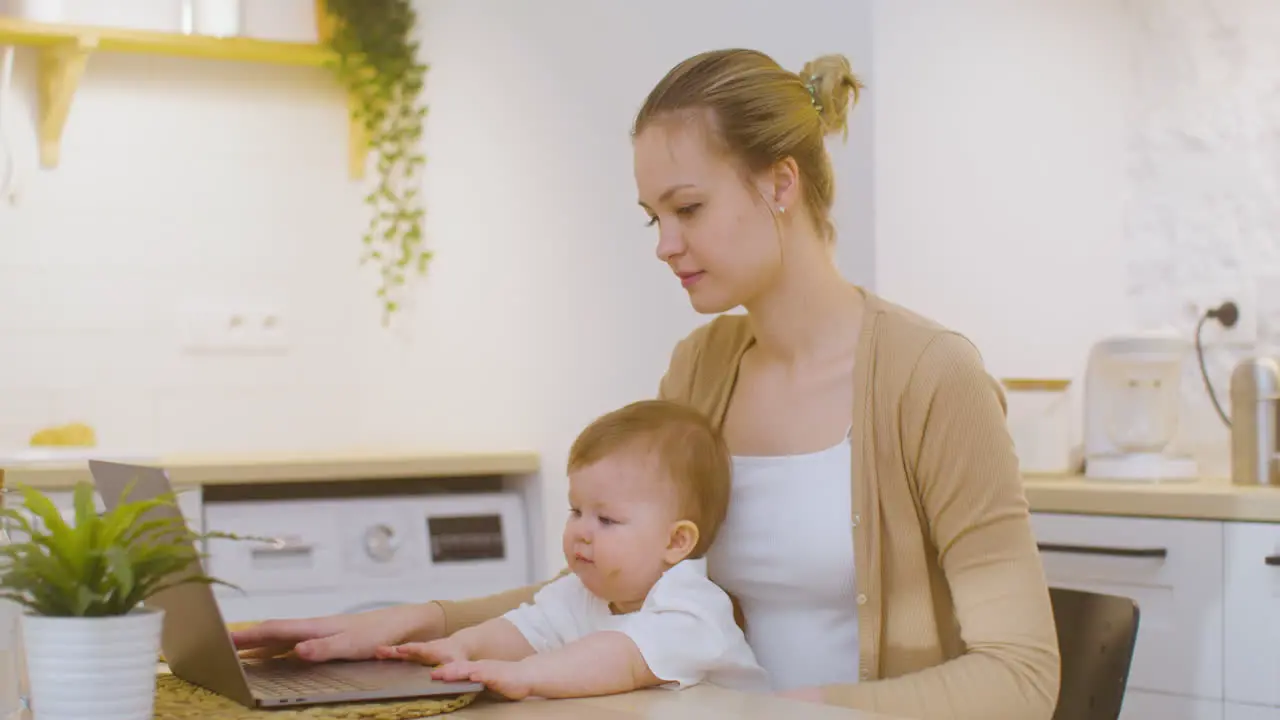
[778,206,786,214]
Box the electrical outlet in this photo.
[181,307,290,354]
[251,309,289,352]
[1184,296,1256,348]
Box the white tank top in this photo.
[706,434,860,692]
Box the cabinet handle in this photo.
[1036,542,1167,559]
[1265,555,1280,566]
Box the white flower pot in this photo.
[21,609,163,720]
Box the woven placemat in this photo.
[153,674,479,719]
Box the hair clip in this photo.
[804,76,824,113]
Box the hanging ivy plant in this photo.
[320,0,430,325]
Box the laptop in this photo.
[88,459,485,709]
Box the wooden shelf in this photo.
[0,15,368,178]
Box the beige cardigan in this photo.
[434,290,1060,719]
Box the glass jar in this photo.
[1001,378,1075,475]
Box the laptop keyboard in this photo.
[245,663,373,696]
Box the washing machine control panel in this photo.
[427,513,507,563]
[204,490,532,622]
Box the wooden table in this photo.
[151,664,903,719]
[443,685,902,719]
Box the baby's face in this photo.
[562,452,688,612]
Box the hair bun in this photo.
[800,54,865,140]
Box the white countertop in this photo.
[1024,472,1280,522]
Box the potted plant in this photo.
[319,0,431,326]
[0,481,239,720]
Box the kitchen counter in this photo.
[0,449,541,490]
[17,450,1280,519]
[1023,472,1280,522]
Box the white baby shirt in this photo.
[501,559,768,692]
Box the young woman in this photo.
[232,48,1060,719]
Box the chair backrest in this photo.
[1049,586,1140,720]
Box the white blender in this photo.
[1083,332,1199,481]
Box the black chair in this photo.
[1049,586,1140,720]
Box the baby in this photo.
[376,399,767,700]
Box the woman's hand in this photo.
[230,603,445,662]
[433,659,535,700]
[375,637,470,666]
[777,685,826,704]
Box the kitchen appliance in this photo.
[1229,356,1280,486]
[205,487,532,624]
[1083,332,1199,481]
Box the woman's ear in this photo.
[755,156,801,212]
[664,520,699,565]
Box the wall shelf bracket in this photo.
[36,35,95,169]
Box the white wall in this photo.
[873,0,1134,379]
[0,0,874,575]
[1125,0,1280,471]
[368,0,875,573]
[6,0,1276,570]
[873,0,1280,476]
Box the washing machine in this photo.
[203,490,532,624]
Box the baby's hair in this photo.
[633,48,864,243]
[568,399,731,559]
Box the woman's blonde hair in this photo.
[633,49,864,242]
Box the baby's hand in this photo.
[433,659,534,700]
[375,637,469,665]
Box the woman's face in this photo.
[633,120,783,314]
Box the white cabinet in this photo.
[1031,513,1224,705]
[1120,690,1223,720]
[1226,704,1280,720]
[1224,522,1280,707]
[1031,511,1280,719]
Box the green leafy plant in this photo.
[0,482,243,618]
[322,0,431,326]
